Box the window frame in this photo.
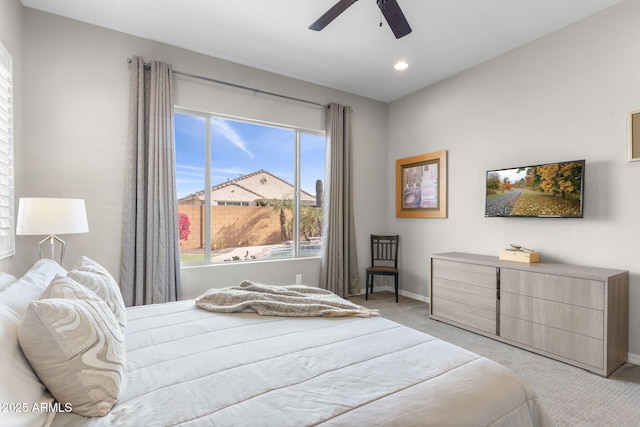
[175,108,325,265]
[0,42,14,260]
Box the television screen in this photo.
[485,159,585,218]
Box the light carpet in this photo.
[350,291,640,427]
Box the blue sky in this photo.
[175,113,325,199]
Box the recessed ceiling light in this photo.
[394,61,409,71]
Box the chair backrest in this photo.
[370,235,399,268]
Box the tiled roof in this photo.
[179,169,316,201]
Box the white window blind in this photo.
[0,42,15,259]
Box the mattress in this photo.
[51,300,552,426]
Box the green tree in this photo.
[268,198,294,242]
[486,172,501,195]
[300,207,322,240]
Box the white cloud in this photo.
[176,164,204,178]
[211,118,254,158]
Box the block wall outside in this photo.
[178,205,289,251]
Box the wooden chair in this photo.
[365,235,400,303]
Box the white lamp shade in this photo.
[16,198,89,236]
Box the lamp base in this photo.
[38,234,66,265]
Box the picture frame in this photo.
[396,150,447,218]
[629,110,640,161]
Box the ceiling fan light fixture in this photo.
[394,61,409,71]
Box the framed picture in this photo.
[629,110,640,161]
[396,150,447,218]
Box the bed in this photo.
[1,258,553,427]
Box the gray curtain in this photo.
[319,102,360,297]
[121,56,181,306]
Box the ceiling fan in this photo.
[309,0,412,39]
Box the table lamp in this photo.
[16,197,89,264]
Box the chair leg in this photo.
[365,273,370,300]
[394,274,399,303]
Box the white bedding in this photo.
[50,299,552,427]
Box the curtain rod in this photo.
[127,58,329,109]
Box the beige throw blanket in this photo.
[195,281,380,318]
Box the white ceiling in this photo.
[21,0,625,102]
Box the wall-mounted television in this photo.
[485,159,585,218]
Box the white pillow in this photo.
[19,298,126,417]
[0,272,17,292]
[0,259,67,317]
[68,257,127,331]
[0,305,56,427]
[42,274,103,303]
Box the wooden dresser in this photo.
[430,252,629,377]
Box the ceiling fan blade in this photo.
[309,0,359,31]
[378,0,412,39]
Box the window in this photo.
[0,42,14,260]
[175,111,325,264]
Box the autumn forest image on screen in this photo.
[485,161,584,217]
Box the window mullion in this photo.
[293,130,301,257]
[204,117,212,261]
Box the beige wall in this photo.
[388,0,640,360]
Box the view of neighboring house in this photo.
[178,170,319,207]
[178,170,323,260]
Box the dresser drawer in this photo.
[501,269,604,310]
[432,291,496,334]
[501,316,603,369]
[431,259,497,334]
[432,259,497,289]
[433,277,496,311]
[500,293,604,339]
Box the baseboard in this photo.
[627,352,640,365]
[396,287,429,303]
[356,285,430,304]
